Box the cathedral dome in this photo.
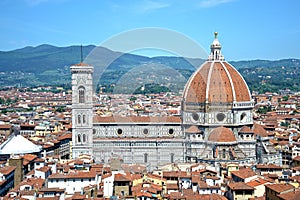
[208,127,236,143]
[183,33,251,109]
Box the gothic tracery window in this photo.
[77,134,81,143]
[78,86,85,103]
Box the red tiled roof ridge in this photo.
[93,115,181,123]
[231,168,256,179]
[265,183,294,193]
[48,171,97,179]
[228,181,255,190]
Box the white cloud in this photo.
[198,0,235,8]
[136,0,171,13]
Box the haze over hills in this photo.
[0,44,299,94]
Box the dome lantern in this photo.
[208,32,224,61]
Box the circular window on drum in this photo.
[216,113,226,122]
[191,112,199,122]
[143,128,149,135]
[168,128,174,135]
[117,128,123,135]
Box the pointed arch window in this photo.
[83,115,86,124]
[78,115,81,124]
[82,134,86,143]
[78,86,85,103]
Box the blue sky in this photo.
[0,0,299,60]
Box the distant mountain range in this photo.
[0,44,299,93]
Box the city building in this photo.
[0,166,16,196]
[71,33,278,169]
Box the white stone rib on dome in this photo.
[220,61,236,102]
[0,134,42,155]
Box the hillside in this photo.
[0,45,299,93]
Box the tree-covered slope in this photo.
[0,44,299,93]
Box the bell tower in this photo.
[71,62,94,159]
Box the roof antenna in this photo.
[80,44,83,63]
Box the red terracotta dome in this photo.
[185,125,202,133]
[183,33,251,105]
[208,127,236,143]
[239,126,253,133]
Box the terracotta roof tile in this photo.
[57,133,72,141]
[265,183,294,193]
[93,115,181,123]
[36,166,51,173]
[0,166,16,175]
[246,178,269,187]
[48,171,97,179]
[256,164,282,170]
[293,156,300,161]
[277,190,300,200]
[185,126,201,133]
[167,183,179,190]
[72,62,90,67]
[253,123,268,137]
[239,126,253,133]
[231,168,256,179]
[18,177,45,189]
[223,62,251,101]
[23,154,38,162]
[135,191,152,198]
[183,61,251,104]
[198,194,227,200]
[228,182,254,190]
[114,173,131,182]
[208,127,236,143]
[0,124,12,129]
